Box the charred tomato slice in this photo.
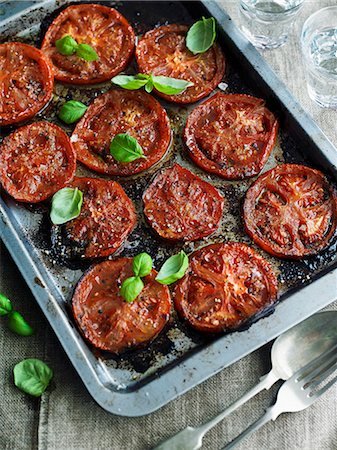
[52,177,136,259]
[135,24,225,104]
[243,164,337,259]
[174,242,278,332]
[72,258,171,353]
[41,4,135,85]
[72,89,171,176]
[0,122,76,203]
[0,42,54,126]
[184,93,278,180]
[143,164,224,241]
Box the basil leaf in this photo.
[145,76,154,93]
[55,35,78,55]
[7,311,34,336]
[0,293,12,316]
[14,359,53,397]
[50,187,83,225]
[152,76,194,95]
[76,43,99,61]
[110,133,146,163]
[120,276,144,303]
[58,100,87,124]
[156,251,189,285]
[186,17,216,54]
[111,74,149,90]
[133,253,153,278]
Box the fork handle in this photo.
[197,369,278,436]
[222,406,277,450]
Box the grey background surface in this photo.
[1,1,337,449]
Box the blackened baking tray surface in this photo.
[1,0,337,416]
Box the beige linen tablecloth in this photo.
[1,1,337,449]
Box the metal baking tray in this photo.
[1,0,337,417]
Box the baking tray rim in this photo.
[0,0,336,417]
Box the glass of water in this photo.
[239,0,305,50]
[301,7,337,109]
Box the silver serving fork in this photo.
[223,343,337,449]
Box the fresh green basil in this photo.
[55,35,78,55]
[151,75,194,95]
[111,73,193,95]
[111,74,149,90]
[133,252,153,278]
[13,359,53,397]
[120,276,144,303]
[76,43,99,61]
[186,17,216,54]
[156,250,189,285]
[50,187,83,225]
[7,311,34,336]
[0,293,12,316]
[58,100,87,124]
[110,133,145,163]
[55,35,98,61]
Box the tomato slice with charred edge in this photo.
[136,24,225,104]
[41,4,135,85]
[72,89,171,176]
[143,164,225,241]
[174,242,278,332]
[0,122,76,203]
[52,177,136,259]
[243,164,337,259]
[72,258,171,353]
[184,93,278,180]
[0,42,54,126]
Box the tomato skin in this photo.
[0,121,76,203]
[0,42,54,126]
[174,243,278,333]
[72,258,171,353]
[184,93,278,180]
[143,164,224,241]
[135,24,225,104]
[41,4,135,85]
[52,177,137,259]
[72,89,171,176]
[243,164,337,259]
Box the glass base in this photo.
[240,26,288,50]
[308,84,337,109]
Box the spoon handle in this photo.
[196,369,278,436]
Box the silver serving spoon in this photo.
[153,311,337,450]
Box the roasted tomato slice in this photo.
[174,242,278,332]
[184,93,278,180]
[52,177,136,259]
[0,42,54,126]
[243,164,337,259]
[41,4,135,85]
[143,164,224,241]
[0,122,76,203]
[135,24,225,104]
[72,258,171,353]
[72,89,171,176]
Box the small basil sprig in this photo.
[156,250,189,285]
[58,100,87,124]
[120,252,153,303]
[14,359,53,397]
[50,187,83,225]
[0,293,12,316]
[186,17,216,54]
[112,73,193,95]
[110,133,145,163]
[55,35,99,61]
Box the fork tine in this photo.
[296,343,337,383]
[310,372,337,401]
[299,347,337,386]
[307,360,337,391]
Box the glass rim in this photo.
[302,5,337,33]
[240,0,305,14]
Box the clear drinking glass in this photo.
[239,0,305,50]
[301,7,337,109]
